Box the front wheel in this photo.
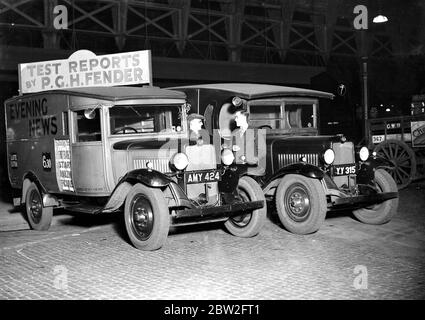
[353,169,398,225]
[124,183,170,250]
[275,174,327,234]
[25,182,53,231]
[224,176,266,237]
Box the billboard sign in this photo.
[18,49,152,94]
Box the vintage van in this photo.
[4,86,266,250]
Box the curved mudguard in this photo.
[218,164,246,194]
[367,155,394,170]
[121,169,173,188]
[357,156,394,185]
[269,162,325,182]
[21,171,59,207]
[102,169,173,213]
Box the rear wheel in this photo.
[224,176,266,237]
[25,182,53,231]
[275,174,327,234]
[124,183,170,250]
[353,169,398,225]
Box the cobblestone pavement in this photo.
[0,182,424,300]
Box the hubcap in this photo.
[29,190,42,224]
[130,195,154,241]
[285,184,311,222]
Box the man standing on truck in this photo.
[188,113,209,146]
[228,107,266,176]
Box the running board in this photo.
[62,203,104,214]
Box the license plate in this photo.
[185,170,221,184]
[332,164,357,176]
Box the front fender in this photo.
[270,162,324,181]
[102,169,173,213]
[357,156,394,185]
[262,163,324,196]
[366,155,394,170]
[121,169,173,188]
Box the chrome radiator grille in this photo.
[277,153,319,167]
[133,158,170,173]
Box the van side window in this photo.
[75,109,101,142]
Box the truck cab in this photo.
[169,83,399,235]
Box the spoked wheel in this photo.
[374,139,416,190]
[224,176,266,237]
[275,174,327,234]
[353,169,399,225]
[124,183,169,251]
[25,182,53,231]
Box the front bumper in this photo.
[171,200,264,225]
[329,191,398,210]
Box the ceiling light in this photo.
[373,14,388,23]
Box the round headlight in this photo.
[324,149,335,165]
[221,148,235,166]
[359,146,369,161]
[172,153,189,171]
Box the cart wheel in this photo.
[275,174,327,234]
[374,139,416,190]
[124,183,170,251]
[353,169,398,225]
[25,182,53,231]
[224,176,266,237]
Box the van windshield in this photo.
[109,105,184,135]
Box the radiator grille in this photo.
[133,158,170,173]
[332,142,356,189]
[333,142,355,165]
[277,153,319,167]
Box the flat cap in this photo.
[187,113,205,121]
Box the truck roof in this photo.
[168,83,334,100]
[5,86,186,103]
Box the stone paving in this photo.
[0,182,424,300]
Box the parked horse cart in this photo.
[367,95,425,189]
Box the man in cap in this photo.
[187,113,206,145]
[229,107,266,176]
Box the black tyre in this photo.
[224,176,266,237]
[25,182,53,231]
[124,183,170,251]
[275,174,327,234]
[353,169,398,225]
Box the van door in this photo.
[70,106,109,196]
